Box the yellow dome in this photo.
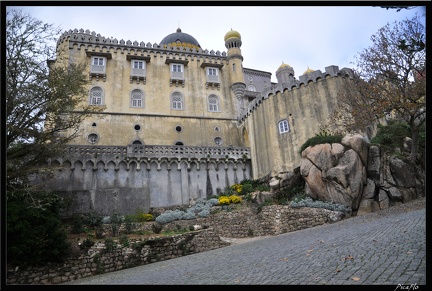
[224,29,241,42]
[304,67,314,74]
[278,62,291,70]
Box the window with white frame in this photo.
[171,64,184,80]
[206,67,219,83]
[278,119,289,134]
[171,92,183,110]
[248,85,256,92]
[208,95,219,112]
[130,89,144,108]
[90,87,104,105]
[131,60,146,77]
[90,56,106,74]
[172,64,182,72]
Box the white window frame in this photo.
[278,119,289,134]
[131,60,146,77]
[171,92,183,110]
[172,64,183,73]
[90,56,106,74]
[170,63,184,80]
[206,67,219,83]
[130,89,144,108]
[248,85,256,92]
[208,95,219,112]
[89,86,104,106]
[207,67,218,76]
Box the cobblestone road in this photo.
[64,198,426,285]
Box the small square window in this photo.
[278,120,289,133]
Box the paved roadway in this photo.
[64,201,426,285]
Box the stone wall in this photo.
[243,72,355,178]
[6,204,343,285]
[33,145,252,216]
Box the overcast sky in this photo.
[8,4,426,82]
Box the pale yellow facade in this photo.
[53,28,355,180]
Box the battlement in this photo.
[57,29,227,59]
[49,145,251,172]
[238,66,355,122]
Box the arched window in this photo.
[89,87,104,105]
[130,89,144,108]
[132,140,142,144]
[278,119,289,134]
[208,95,219,112]
[248,85,256,92]
[171,92,183,110]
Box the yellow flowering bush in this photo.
[218,196,231,205]
[231,184,242,194]
[229,195,242,204]
[135,213,153,222]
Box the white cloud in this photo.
[9,4,425,82]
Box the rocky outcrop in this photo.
[299,134,425,215]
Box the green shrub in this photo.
[123,216,134,234]
[371,120,425,158]
[104,238,115,252]
[299,131,343,154]
[83,211,104,228]
[241,183,254,195]
[220,186,235,196]
[240,179,262,189]
[80,238,95,250]
[256,184,270,192]
[70,214,85,234]
[152,222,163,234]
[7,192,71,267]
[119,234,130,247]
[109,212,123,237]
[127,212,154,222]
[95,227,105,239]
[273,185,306,205]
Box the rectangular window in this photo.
[93,57,104,66]
[172,64,182,73]
[90,56,106,74]
[131,60,146,77]
[133,60,144,69]
[206,67,219,83]
[208,68,217,76]
[278,120,289,133]
[171,64,184,80]
[132,99,142,107]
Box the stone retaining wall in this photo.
[6,205,343,285]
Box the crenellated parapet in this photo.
[57,29,227,61]
[237,65,355,122]
[49,145,251,172]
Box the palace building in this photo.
[43,27,355,215]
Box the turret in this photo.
[276,62,295,84]
[224,29,246,117]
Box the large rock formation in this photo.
[299,134,425,215]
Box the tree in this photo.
[330,13,425,163]
[6,9,100,204]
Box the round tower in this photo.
[224,29,246,117]
[276,62,295,84]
